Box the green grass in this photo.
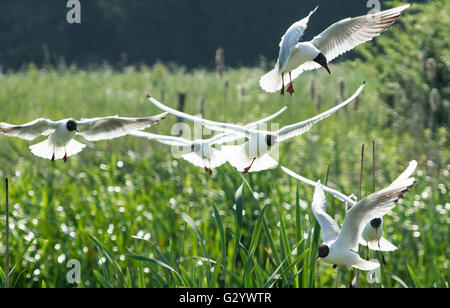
[0,62,448,288]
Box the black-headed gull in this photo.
[260,4,410,95]
[310,172,416,271]
[168,82,363,173]
[130,105,287,174]
[0,114,167,162]
[282,160,417,256]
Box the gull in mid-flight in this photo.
[195,82,365,173]
[130,105,288,174]
[0,114,167,162]
[308,172,416,271]
[260,4,410,95]
[146,94,295,173]
[282,160,418,259]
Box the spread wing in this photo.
[275,82,365,142]
[77,113,167,141]
[129,131,192,147]
[334,176,416,251]
[0,118,58,141]
[392,160,417,185]
[312,181,341,244]
[281,166,356,207]
[289,4,410,79]
[311,4,410,63]
[278,6,318,72]
[148,95,256,138]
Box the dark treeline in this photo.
[0,0,424,70]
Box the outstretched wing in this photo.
[77,113,167,141]
[392,160,417,185]
[278,6,318,72]
[311,181,341,244]
[275,82,365,142]
[129,131,192,147]
[312,4,410,63]
[281,166,356,207]
[334,176,416,251]
[0,118,58,141]
[148,95,255,138]
[290,4,410,79]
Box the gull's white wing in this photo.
[129,131,192,147]
[281,166,356,206]
[207,105,288,145]
[0,119,58,141]
[278,6,318,72]
[392,160,417,185]
[334,176,416,251]
[147,95,252,138]
[289,4,410,79]
[312,181,341,244]
[77,113,167,141]
[311,4,410,63]
[276,82,365,142]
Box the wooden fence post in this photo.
[5,178,9,288]
[177,93,186,123]
[215,47,225,77]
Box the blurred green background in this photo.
[0,0,448,288]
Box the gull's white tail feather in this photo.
[260,67,282,93]
[65,139,86,157]
[181,152,205,168]
[29,139,85,160]
[250,154,278,172]
[353,258,380,271]
[29,139,55,160]
[222,145,278,173]
[368,237,398,252]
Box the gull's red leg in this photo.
[63,153,67,163]
[280,73,285,96]
[287,72,295,95]
[243,158,256,174]
[379,241,387,265]
[51,153,55,163]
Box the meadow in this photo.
[0,61,448,288]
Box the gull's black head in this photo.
[66,120,78,132]
[313,53,331,75]
[317,244,330,259]
[191,143,201,153]
[370,218,382,229]
[265,134,277,147]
